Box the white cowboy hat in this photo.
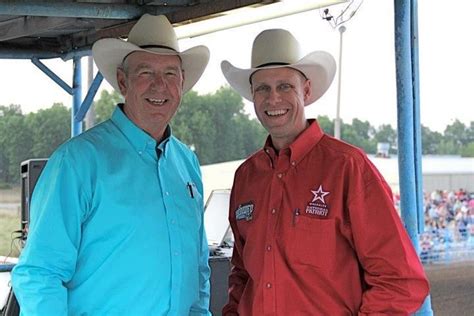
[221,29,336,105]
[92,14,209,93]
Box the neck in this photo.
[271,120,310,150]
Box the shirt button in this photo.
[265,149,270,153]
[291,161,296,166]
[271,208,276,214]
[266,283,272,289]
[277,173,283,178]
[174,252,179,256]
[171,219,176,224]
[266,245,272,251]
[165,192,169,196]
[138,151,143,155]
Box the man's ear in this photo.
[181,69,185,89]
[303,79,312,102]
[117,68,128,95]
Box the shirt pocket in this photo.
[291,216,336,271]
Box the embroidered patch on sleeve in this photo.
[235,202,254,221]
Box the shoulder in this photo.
[234,149,266,175]
[47,120,117,170]
[319,135,388,187]
[319,134,368,164]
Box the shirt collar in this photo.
[110,104,171,158]
[263,119,324,166]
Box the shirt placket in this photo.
[263,151,290,315]
[156,146,182,314]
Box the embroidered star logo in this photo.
[311,185,330,204]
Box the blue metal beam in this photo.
[394,0,432,315]
[0,264,15,272]
[0,2,176,19]
[394,0,417,247]
[411,0,424,235]
[31,57,73,95]
[72,56,83,136]
[0,47,91,61]
[74,71,104,122]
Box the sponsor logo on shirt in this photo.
[305,185,330,218]
[235,202,254,221]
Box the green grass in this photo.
[0,188,22,258]
[0,187,21,203]
[0,212,21,258]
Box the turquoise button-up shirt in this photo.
[12,106,211,315]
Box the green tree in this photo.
[94,90,122,124]
[421,125,443,154]
[341,118,376,153]
[316,115,334,136]
[443,119,467,153]
[0,105,32,184]
[25,103,70,158]
[172,87,266,164]
[373,124,397,154]
[460,142,474,157]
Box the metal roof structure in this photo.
[0,0,276,60]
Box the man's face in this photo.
[251,67,311,149]
[117,51,184,140]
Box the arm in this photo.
[190,156,211,315]
[349,178,429,315]
[189,215,211,315]
[222,189,250,316]
[11,149,87,315]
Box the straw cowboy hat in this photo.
[221,29,336,105]
[92,14,209,93]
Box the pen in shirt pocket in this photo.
[187,182,195,199]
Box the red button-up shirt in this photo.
[223,120,429,316]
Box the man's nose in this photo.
[267,88,281,104]
[151,74,166,89]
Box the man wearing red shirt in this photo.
[220,29,429,315]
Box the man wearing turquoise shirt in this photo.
[12,14,211,315]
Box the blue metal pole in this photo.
[72,56,82,136]
[31,58,73,95]
[0,264,15,272]
[395,0,418,245]
[411,0,424,235]
[411,1,433,314]
[1,47,91,60]
[74,72,104,122]
[394,1,433,315]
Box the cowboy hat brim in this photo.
[221,51,336,105]
[92,38,210,93]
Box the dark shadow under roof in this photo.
[0,0,273,60]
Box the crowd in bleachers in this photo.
[420,189,473,263]
[392,188,473,264]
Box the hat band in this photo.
[140,44,177,52]
[256,62,290,68]
[121,44,178,66]
[249,62,291,84]
[249,62,308,84]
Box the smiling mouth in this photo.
[146,98,167,106]
[265,109,288,117]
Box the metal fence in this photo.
[420,224,474,264]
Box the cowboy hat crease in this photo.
[221,28,336,105]
[92,14,210,93]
